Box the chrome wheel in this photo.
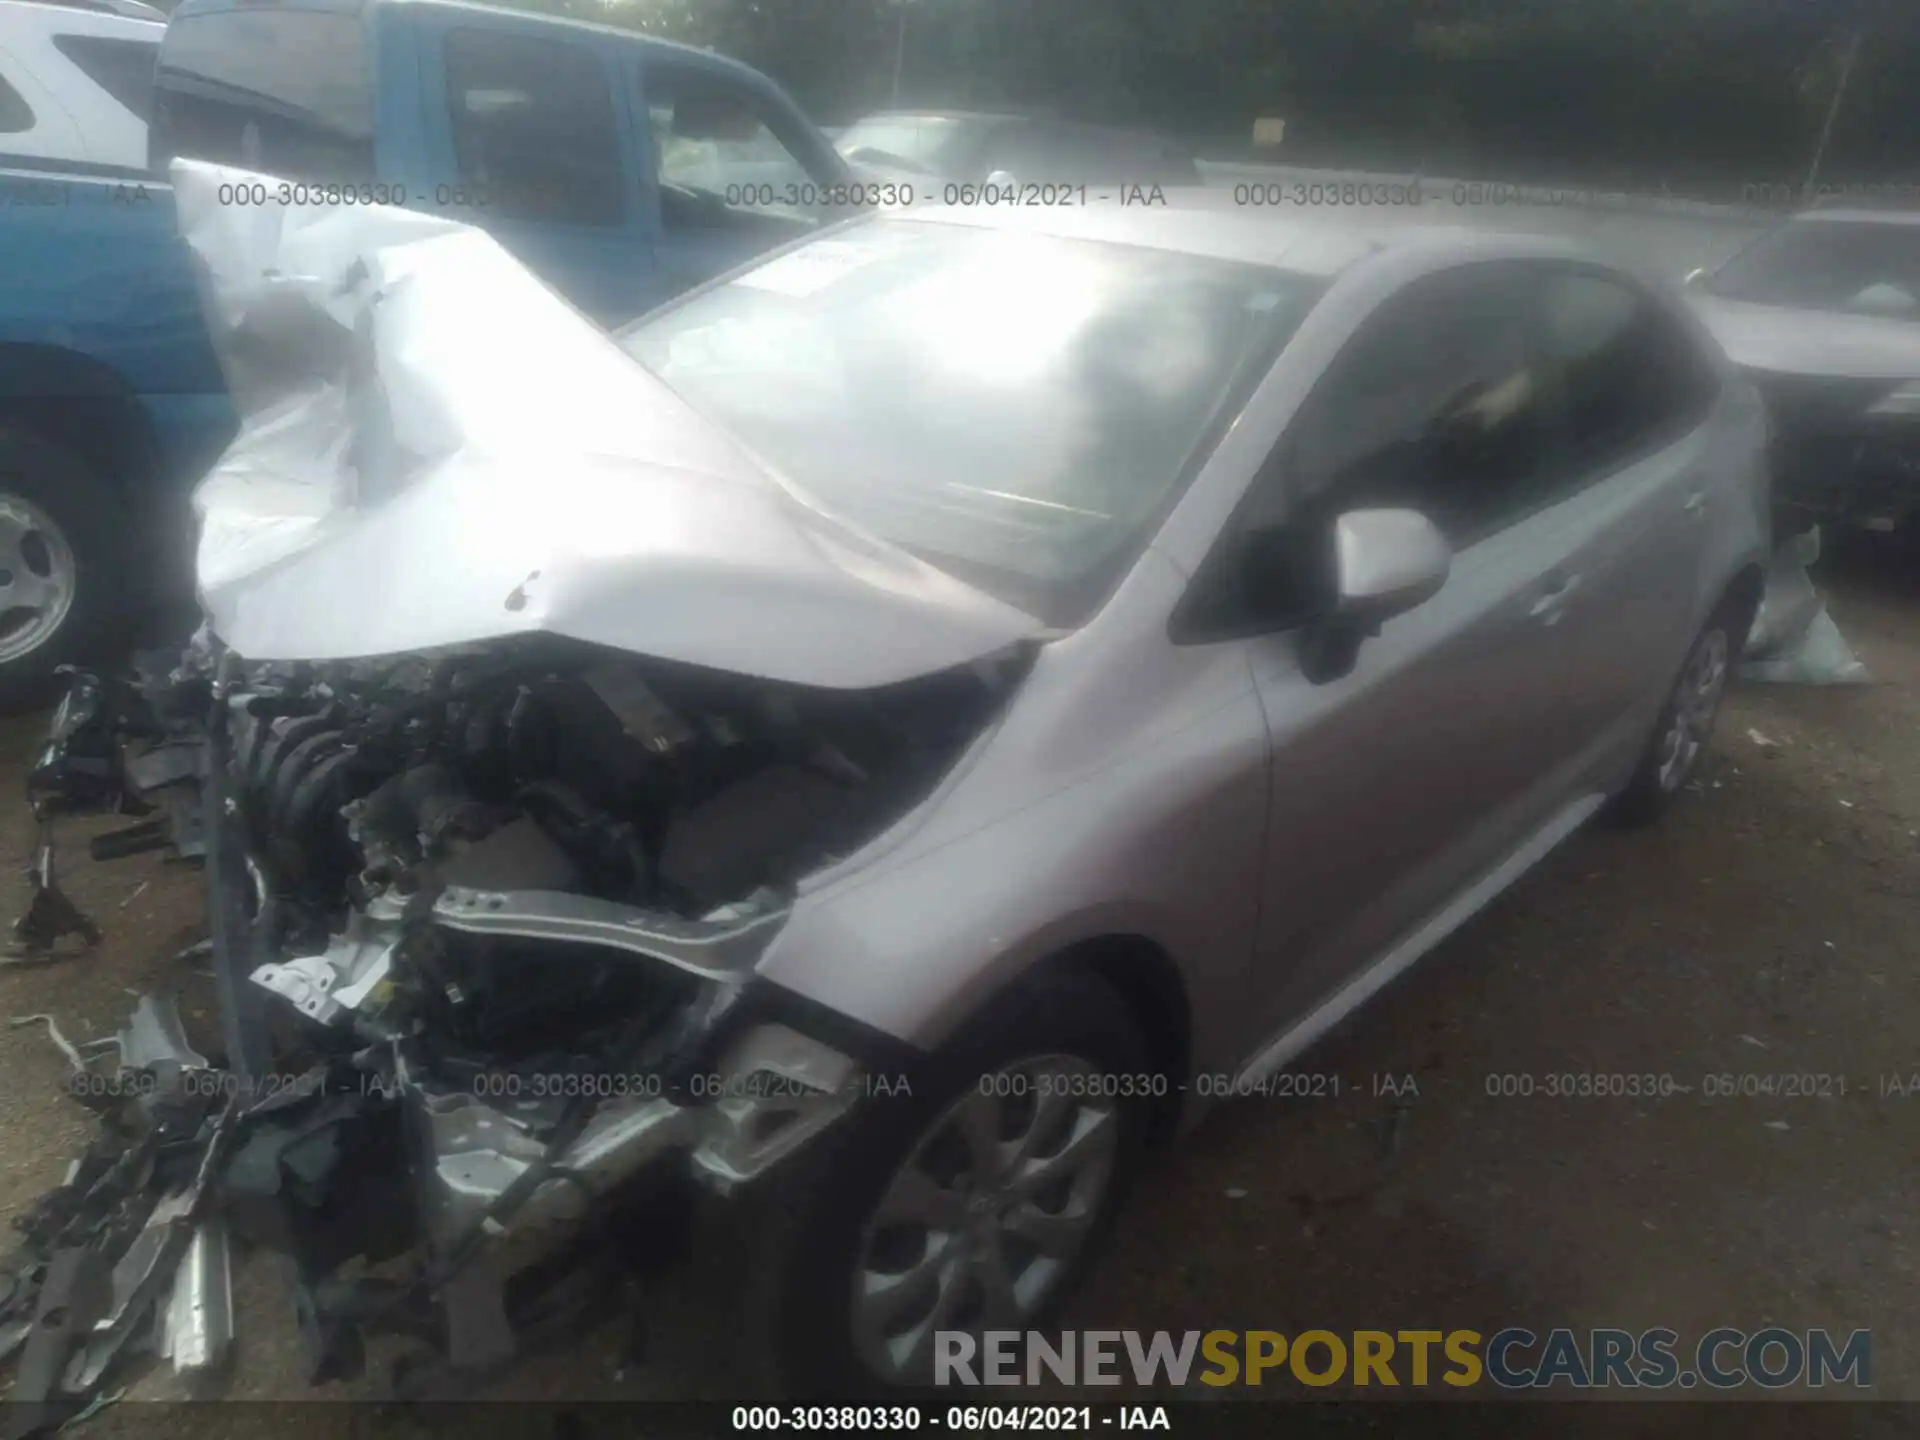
[1655,626,1729,793]
[850,1054,1121,1384]
[0,492,76,667]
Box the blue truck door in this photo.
[413,17,655,328]
[629,56,843,312]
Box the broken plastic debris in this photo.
[10,1015,86,1072]
[1737,1034,1767,1049]
[113,994,210,1074]
[1762,1120,1790,1131]
[1225,1188,1249,1200]
[1745,729,1780,747]
[1739,529,1868,685]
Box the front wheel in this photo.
[0,428,125,712]
[761,970,1152,1397]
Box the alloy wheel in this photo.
[850,1054,1121,1384]
[0,491,77,666]
[1656,626,1730,793]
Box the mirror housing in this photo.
[1298,509,1451,684]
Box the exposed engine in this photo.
[183,635,1025,1384]
[236,637,1004,941]
[223,636,1007,1054]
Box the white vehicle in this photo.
[0,0,162,174]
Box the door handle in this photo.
[1528,571,1581,624]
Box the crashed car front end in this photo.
[191,633,1007,1383]
[11,159,1042,1404]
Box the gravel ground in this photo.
[0,539,1912,1433]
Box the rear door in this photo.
[1522,264,1723,764]
[419,23,653,326]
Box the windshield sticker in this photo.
[735,239,886,298]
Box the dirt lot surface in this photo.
[0,540,1912,1434]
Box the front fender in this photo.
[755,683,1272,1075]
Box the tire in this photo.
[756,969,1153,1399]
[0,427,125,713]
[1607,592,1752,827]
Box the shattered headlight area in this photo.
[6,632,1000,1414]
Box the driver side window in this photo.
[1278,263,1556,546]
[641,62,818,230]
[444,29,624,227]
[1180,263,1556,640]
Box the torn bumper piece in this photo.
[6,692,872,1415]
[0,976,864,1422]
[0,1004,239,1437]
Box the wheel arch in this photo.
[1028,932,1194,1143]
[0,344,159,496]
[1717,559,1766,638]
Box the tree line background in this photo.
[147,0,1920,196]
[575,0,1920,194]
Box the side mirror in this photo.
[1298,509,1451,684]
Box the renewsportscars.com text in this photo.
[935,1327,1871,1390]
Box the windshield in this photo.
[151,8,372,181]
[618,219,1319,624]
[835,114,982,175]
[1707,218,1920,319]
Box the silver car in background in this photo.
[162,186,1772,1397]
[1684,207,1920,535]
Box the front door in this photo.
[1224,263,1630,1047]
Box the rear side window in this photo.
[444,29,624,228]
[0,70,34,134]
[151,9,372,181]
[52,34,158,122]
[1538,271,1720,475]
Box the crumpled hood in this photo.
[1688,293,1920,383]
[170,160,1042,688]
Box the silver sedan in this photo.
[611,204,1771,1391]
[172,184,1772,1396]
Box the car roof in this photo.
[1792,207,1920,227]
[846,109,1180,142]
[895,198,1599,279]
[166,0,774,84]
[0,0,163,27]
[851,110,1026,125]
